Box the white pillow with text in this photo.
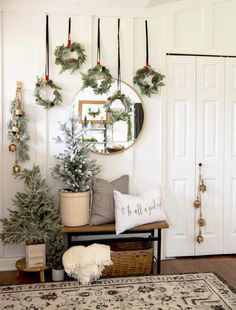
[114,187,166,235]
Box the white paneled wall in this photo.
[1,0,236,269]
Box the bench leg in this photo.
[157,229,162,274]
[40,270,45,283]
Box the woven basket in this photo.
[102,241,153,277]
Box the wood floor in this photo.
[0,255,235,289]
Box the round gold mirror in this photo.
[73,80,144,154]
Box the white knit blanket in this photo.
[62,243,112,285]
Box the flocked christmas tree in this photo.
[0,165,61,245]
[51,116,101,192]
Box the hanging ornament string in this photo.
[54,17,86,73]
[45,14,49,81]
[194,163,207,244]
[81,18,112,95]
[117,18,121,92]
[67,17,71,48]
[34,15,62,109]
[133,20,165,97]
[145,20,149,72]
[97,18,101,65]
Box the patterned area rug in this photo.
[0,273,235,309]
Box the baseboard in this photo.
[0,257,22,271]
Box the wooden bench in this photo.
[62,220,169,274]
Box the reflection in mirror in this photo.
[73,81,144,154]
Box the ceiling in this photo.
[76,0,182,9]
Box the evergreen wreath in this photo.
[54,42,86,74]
[88,107,101,118]
[133,66,165,97]
[81,64,113,95]
[104,90,133,141]
[34,77,62,109]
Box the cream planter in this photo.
[52,269,64,282]
[59,190,90,226]
[25,243,46,269]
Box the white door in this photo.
[165,56,196,256]
[166,55,227,257]
[224,58,236,254]
[195,57,224,255]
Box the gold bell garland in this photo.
[8,81,29,171]
[195,163,207,243]
[54,18,86,74]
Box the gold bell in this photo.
[198,218,206,226]
[194,199,201,208]
[12,163,20,173]
[15,108,24,117]
[199,182,207,193]
[11,125,20,134]
[9,143,17,152]
[196,234,204,243]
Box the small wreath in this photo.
[54,42,86,74]
[34,77,62,109]
[81,64,113,95]
[133,66,165,97]
[88,107,101,118]
[104,90,133,141]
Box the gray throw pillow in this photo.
[89,175,129,225]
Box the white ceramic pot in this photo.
[52,268,64,282]
[59,190,90,226]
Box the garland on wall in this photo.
[8,81,29,173]
[81,18,112,95]
[133,20,165,97]
[104,19,133,142]
[193,163,207,243]
[54,17,86,74]
[34,14,62,109]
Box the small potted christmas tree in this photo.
[0,165,61,268]
[51,116,101,226]
[47,233,65,281]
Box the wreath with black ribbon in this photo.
[133,66,165,97]
[54,18,86,74]
[34,15,62,109]
[103,20,133,142]
[105,90,133,141]
[82,19,112,94]
[82,64,112,95]
[34,77,62,109]
[133,20,165,97]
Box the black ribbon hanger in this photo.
[145,20,149,72]
[67,17,71,48]
[97,18,101,65]
[45,14,49,81]
[117,18,121,92]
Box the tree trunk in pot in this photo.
[59,190,90,226]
